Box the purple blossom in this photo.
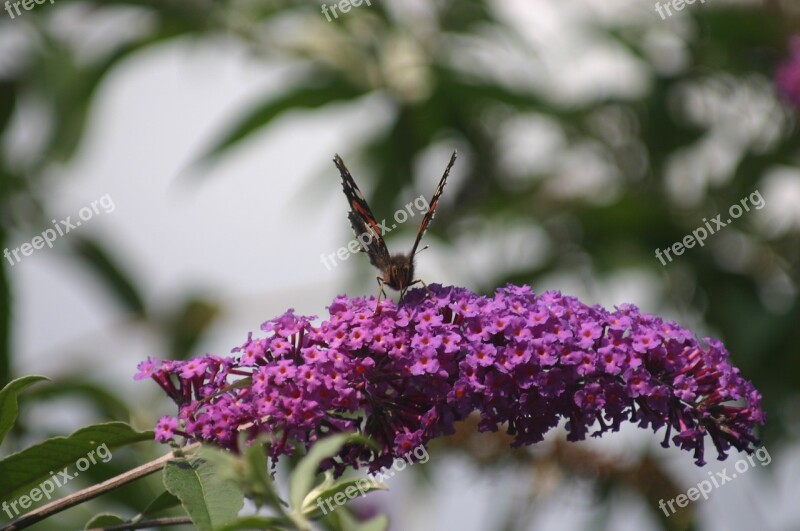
[155,416,180,442]
[776,36,800,107]
[137,284,765,471]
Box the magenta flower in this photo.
[155,416,179,442]
[137,284,765,472]
[776,36,800,107]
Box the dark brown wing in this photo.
[410,151,457,256]
[333,154,391,269]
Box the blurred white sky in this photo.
[1,0,798,530]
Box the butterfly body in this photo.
[334,152,457,299]
[383,254,415,291]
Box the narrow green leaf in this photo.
[215,515,293,531]
[328,508,389,531]
[0,375,50,445]
[167,297,220,360]
[288,433,374,512]
[27,378,130,420]
[302,475,387,519]
[353,514,389,531]
[0,80,16,134]
[0,225,12,385]
[240,438,285,512]
[0,422,153,500]
[70,236,146,316]
[198,77,364,164]
[163,453,244,531]
[135,490,181,521]
[199,436,286,515]
[84,513,125,529]
[352,514,389,531]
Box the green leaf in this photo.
[440,0,497,33]
[325,507,389,531]
[27,378,131,421]
[240,437,285,511]
[351,514,390,531]
[70,236,146,316]
[0,422,153,500]
[84,513,126,529]
[288,433,375,513]
[163,451,244,531]
[35,36,154,164]
[167,297,220,360]
[198,76,365,165]
[0,375,50,445]
[135,490,181,521]
[0,80,16,135]
[215,515,293,531]
[0,225,12,386]
[203,437,288,517]
[302,473,387,519]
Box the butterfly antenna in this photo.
[414,244,430,256]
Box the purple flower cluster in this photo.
[776,36,800,107]
[137,284,764,471]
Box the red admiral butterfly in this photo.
[334,151,457,301]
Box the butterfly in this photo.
[333,151,457,301]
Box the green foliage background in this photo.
[0,1,798,530]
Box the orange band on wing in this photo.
[352,201,382,235]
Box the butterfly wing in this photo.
[333,154,391,270]
[410,151,457,256]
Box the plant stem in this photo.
[85,516,194,530]
[0,444,200,531]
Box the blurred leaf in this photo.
[135,490,181,521]
[0,232,11,386]
[439,0,496,32]
[36,22,207,163]
[84,513,126,529]
[328,509,389,531]
[215,515,294,531]
[289,433,375,513]
[241,437,288,512]
[198,75,367,165]
[0,375,49,445]
[163,451,244,531]
[302,472,387,519]
[0,80,16,135]
[352,514,389,531]
[70,235,146,316]
[0,422,153,500]
[27,378,131,421]
[204,436,290,518]
[166,297,220,359]
[693,10,788,71]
